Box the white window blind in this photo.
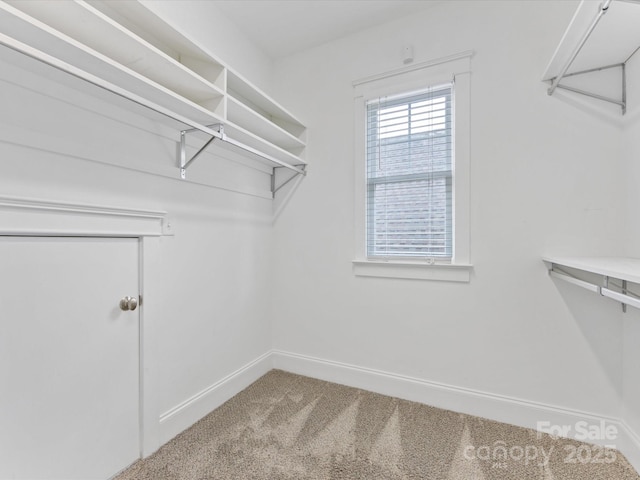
[366,84,453,259]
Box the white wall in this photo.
[271,0,628,424]
[0,5,275,451]
[622,49,640,446]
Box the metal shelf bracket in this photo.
[547,62,628,114]
[179,124,223,179]
[271,165,306,198]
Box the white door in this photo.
[0,237,140,480]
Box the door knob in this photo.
[119,296,138,311]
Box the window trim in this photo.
[353,52,473,282]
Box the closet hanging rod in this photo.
[601,287,640,310]
[179,124,306,177]
[220,132,306,175]
[0,32,305,176]
[553,84,625,108]
[548,263,640,311]
[547,0,612,96]
[549,269,600,293]
[0,32,222,140]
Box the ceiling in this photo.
[211,1,442,59]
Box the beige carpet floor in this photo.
[115,370,640,480]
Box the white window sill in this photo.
[352,260,472,282]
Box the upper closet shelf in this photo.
[543,0,640,114]
[0,0,307,192]
[544,256,640,311]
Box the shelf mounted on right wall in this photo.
[543,0,640,114]
[544,256,640,313]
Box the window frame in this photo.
[353,52,472,282]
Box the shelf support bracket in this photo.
[543,0,640,115]
[546,0,611,96]
[548,62,628,114]
[271,165,306,198]
[179,124,223,179]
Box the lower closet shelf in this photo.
[543,256,640,311]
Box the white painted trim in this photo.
[0,195,171,236]
[353,50,474,86]
[353,56,472,280]
[158,351,273,445]
[271,349,640,473]
[352,260,472,282]
[618,420,640,473]
[142,348,640,472]
[139,236,161,458]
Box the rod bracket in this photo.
[179,124,223,179]
[271,164,307,197]
[547,62,627,114]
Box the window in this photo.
[353,52,472,281]
[366,85,453,259]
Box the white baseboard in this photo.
[153,348,640,474]
[271,349,640,474]
[619,420,640,473]
[158,351,272,445]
